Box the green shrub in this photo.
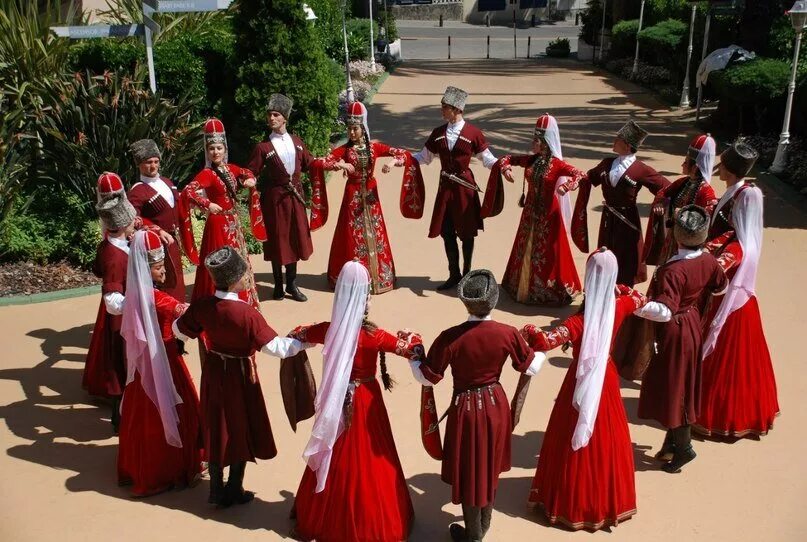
[768,15,807,64]
[234,0,341,156]
[710,58,793,105]
[378,9,399,42]
[546,37,571,58]
[638,18,687,75]
[610,19,639,59]
[645,0,690,27]
[580,0,608,46]
[69,38,142,74]
[346,18,381,61]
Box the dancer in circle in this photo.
[314,102,424,294]
[521,249,647,530]
[179,118,264,309]
[697,185,779,438]
[118,230,203,496]
[289,261,423,541]
[497,114,584,305]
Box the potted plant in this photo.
[546,37,571,58]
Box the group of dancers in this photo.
[81,86,780,541]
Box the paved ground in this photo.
[1,59,805,541]
[397,19,580,59]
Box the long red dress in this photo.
[695,234,780,437]
[523,292,645,530]
[320,142,409,293]
[501,154,584,305]
[117,290,203,496]
[289,323,420,542]
[179,163,264,309]
[83,239,128,398]
[421,320,536,508]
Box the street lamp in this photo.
[303,3,317,20]
[599,0,607,62]
[341,0,355,103]
[679,1,697,108]
[631,0,646,78]
[771,0,807,174]
[369,0,376,70]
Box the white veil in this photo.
[541,115,573,232]
[571,250,618,450]
[303,261,370,492]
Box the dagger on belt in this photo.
[440,171,482,193]
[603,202,640,232]
[285,181,307,205]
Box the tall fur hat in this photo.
[673,204,709,248]
[96,195,136,231]
[205,246,247,290]
[130,139,161,164]
[616,120,649,149]
[720,139,758,178]
[267,93,293,120]
[458,269,499,316]
[441,86,468,111]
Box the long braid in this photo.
[363,319,395,391]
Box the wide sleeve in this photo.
[508,327,539,373]
[182,170,213,210]
[101,253,126,295]
[715,240,742,273]
[288,322,330,345]
[299,141,316,173]
[177,171,212,265]
[399,150,426,219]
[175,303,203,341]
[521,312,583,352]
[374,329,424,359]
[615,284,649,311]
[309,158,329,231]
[321,146,346,171]
[248,307,279,352]
[570,175,593,252]
[696,183,719,215]
[420,331,453,385]
[506,154,534,169]
[556,159,586,185]
[585,159,609,188]
[650,267,683,314]
[246,143,265,177]
[230,162,268,242]
[480,156,507,219]
[638,164,670,195]
[710,257,730,295]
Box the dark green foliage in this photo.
[637,18,688,76]
[69,38,142,74]
[580,0,608,46]
[546,37,571,58]
[378,7,399,42]
[767,15,807,63]
[38,71,202,217]
[233,0,341,156]
[710,58,794,105]
[644,0,690,27]
[346,18,381,61]
[610,19,639,59]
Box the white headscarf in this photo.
[303,261,370,492]
[121,231,183,447]
[572,249,618,450]
[694,135,716,183]
[702,186,763,358]
[537,114,573,232]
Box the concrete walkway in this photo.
[1,59,805,541]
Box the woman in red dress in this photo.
[288,261,422,541]
[179,118,265,309]
[499,114,584,305]
[697,185,779,438]
[521,249,647,530]
[118,230,203,496]
[313,102,424,294]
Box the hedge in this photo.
[610,19,639,60]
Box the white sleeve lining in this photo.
[634,301,672,322]
[104,292,125,315]
[412,146,434,166]
[260,337,304,358]
[409,360,434,387]
[171,319,191,342]
[524,351,547,376]
[478,148,498,169]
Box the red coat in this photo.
[643,176,717,265]
[176,296,278,466]
[708,182,753,240]
[128,178,186,302]
[248,135,315,265]
[424,122,489,239]
[638,254,727,428]
[571,158,669,286]
[421,319,535,507]
[83,239,128,398]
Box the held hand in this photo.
[652,201,665,216]
[157,228,175,245]
[243,177,257,188]
[557,184,569,196]
[381,162,392,174]
[208,203,223,215]
[502,168,515,183]
[339,162,356,175]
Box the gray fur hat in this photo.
[720,139,758,178]
[96,195,136,231]
[673,204,709,248]
[130,139,161,164]
[616,120,649,149]
[441,86,468,111]
[458,269,499,316]
[267,93,293,120]
[205,245,247,290]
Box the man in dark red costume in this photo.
[410,270,545,541]
[709,139,758,240]
[173,246,306,507]
[634,205,727,473]
[127,139,186,301]
[83,194,137,432]
[248,93,315,302]
[413,86,500,290]
[560,120,670,286]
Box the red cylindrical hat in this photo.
[144,230,165,264]
[97,172,124,195]
[204,118,226,135]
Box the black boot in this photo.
[461,238,474,277]
[208,463,232,508]
[437,235,462,291]
[285,263,308,302]
[662,425,697,473]
[654,429,676,462]
[110,396,121,434]
[225,461,255,505]
[480,504,493,538]
[272,262,285,300]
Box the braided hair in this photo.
[362,318,395,391]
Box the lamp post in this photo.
[679,2,697,108]
[771,0,807,174]
[599,0,607,61]
[631,0,646,78]
[695,7,712,122]
[341,0,355,103]
[369,0,376,70]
